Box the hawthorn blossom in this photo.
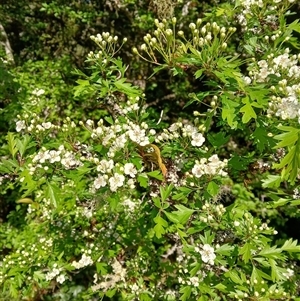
[97,159,114,173]
[32,88,45,96]
[72,254,93,269]
[57,274,66,284]
[199,244,216,265]
[48,150,61,163]
[16,120,26,132]
[191,132,205,147]
[109,173,125,191]
[124,163,137,178]
[93,175,107,189]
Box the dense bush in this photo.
[1,0,300,300]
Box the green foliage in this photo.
[1,0,300,300]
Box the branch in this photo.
[0,23,14,65]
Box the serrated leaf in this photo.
[240,96,257,123]
[160,184,174,202]
[16,135,33,157]
[225,270,243,284]
[258,246,283,259]
[153,215,168,239]
[114,78,140,96]
[6,132,17,158]
[239,242,252,263]
[147,170,163,181]
[281,239,300,252]
[215,244,234,255]
[262,175,281,188]
[207,131,230,148]
[180,286,192,301]
[46,182,59,208]
[137,174,148,188]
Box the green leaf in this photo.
[206,181,219,197]
[262,175,281,188]
[106,289,116,298]
[104,116,114,125]
[160,184,174,202]
[215,244,234,255]
[0,158,19,173]
[6,132,18,158]
[240,96,257,123]
[269,259,285,282]
[46,182,59,208]
[258,246,283,259]
[96,262,108,275]
[16,135,34,157]
[281,239,300,252]
[225,270,243,284]
[137,174,148,188]
[221,95,239,128]
[239,242,252,263]
[33,271,45,281]
[164,204,194,225]
[114,78,140,96]
[147,170,163,181]
[180,286,192,301]
[207,131,230,148]
[194,69,204,79]
[153,215,168,239]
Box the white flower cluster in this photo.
[45,263,66,283]
[31,145,83,171]
[122,197,140,213]
[91,259,126,292]
[293,188,300,200]
[93,162,137,192]
[72,254,93,269]
[246,49,300,122]
[195,244,216,265]
[32,88,45,97]
[156,122,205,147]
[268,81,300,122]
[249,51,300,83]
[89,118,150,156]
[16,119,54,133]
[192,154,227,178]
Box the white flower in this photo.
[32,88,45,96]
[16,120,26,132]
[183,124,197,136]
[123,198,137,212]
[128,125,147,145]
[57,274,66,284]
[191,132,205,147]
[97,159,114,173]
[48,150,61,163]
[80,254,93,266]
[190,276,199,287]
[72,254,93,269]
[124,163,137,178]
[94,175,107,189]
[283,268,294,279]
[42,122,52,129]
[131,283,139,293]
[109,173,125,192]
[192,163,204,178]
[199,244,216,265]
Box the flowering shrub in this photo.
[1,0,300,300]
